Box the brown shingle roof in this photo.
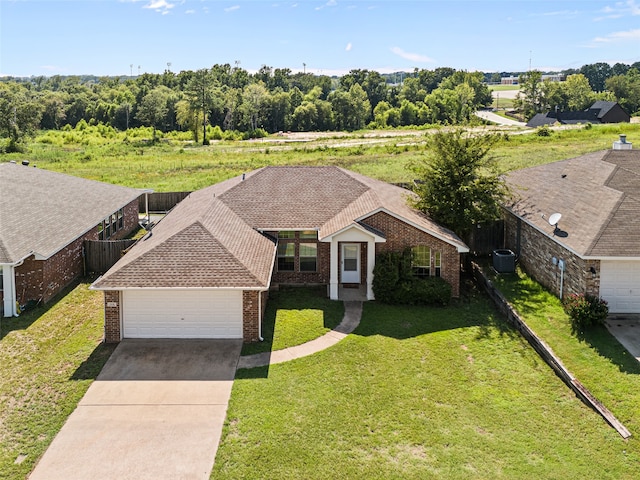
[95,166,467,289]
[505,149,640,257]
[0,162,147,264]
[93,188,276,289]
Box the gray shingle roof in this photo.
[94,166,467,290]
[505,149,640,257]
[0,162,147,264]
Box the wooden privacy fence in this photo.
[468,220,505,255]
[139,191,192,213]
[84,239,137,274]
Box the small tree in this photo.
[135,86,170,142]
[409,130,509,240]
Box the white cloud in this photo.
[345,42,352,52]
[185,9,195,14]
[390,47,434,64]
[592,28,640,44]
[224,5,240,13]
[315,0,337,10]
[142,0,175,14]
[596,0,640,20]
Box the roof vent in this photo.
[613,134,632,150]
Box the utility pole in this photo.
[303,63,306,74]
[130,64,133,78]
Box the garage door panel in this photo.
[600,261,640,314]
[123,290,243,339]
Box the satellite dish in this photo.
[548,213,562,227]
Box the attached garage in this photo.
[122,290,243,339]
[600,261,640,314]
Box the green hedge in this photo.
[372,249,451,306]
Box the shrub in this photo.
[563,293,608,331]
[372,250,451,306]
[536,125,552,136]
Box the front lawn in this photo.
[0,282,114,479]
[241,286,344,356]
[215,287,637,479]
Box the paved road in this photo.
[475,109,527,127]
[29,339,242,480]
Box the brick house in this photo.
[503,139,640,314]
[0,162,149,317]
[92,166,469,343]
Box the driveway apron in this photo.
[29,339,242,480]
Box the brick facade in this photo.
[504,213,600,299]
[104,290,122,343]
[362,211,462,297]
[270,232,330,285]
[14,199,139,309]
[243,290,265,342]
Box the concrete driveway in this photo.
[29,339,242,480]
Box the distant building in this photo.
[501,73,564,85]
[526,101,630,127]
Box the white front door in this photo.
[341,243,360,283]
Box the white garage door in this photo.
[122,290,243,339]
[600,261,640,314]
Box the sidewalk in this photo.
[237,300,363,369]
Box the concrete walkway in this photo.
[605,315,640,363]
[237,300,363,369]
[29,339,242,480]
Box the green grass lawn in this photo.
[214,283,638,479]
[486,266,640,437]
[0,281,114,480]
[241,287,344,356]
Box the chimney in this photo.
[613,134,632,150]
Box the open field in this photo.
[3,124,639,192]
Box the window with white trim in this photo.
[412,246,431,277]
[434,251,442,277]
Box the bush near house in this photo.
[372,249,451,305]
[563,293,609,331]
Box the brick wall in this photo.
[243,290,261,342]
[504,213,599,299]
[104,290,121,343]
[362,211,462,297]
[14,199,140,308]
[270,233,330,285]
[109,200,140,240]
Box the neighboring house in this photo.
[526,101,630,127]
[0,162,149,317]
[92,166,469,343]
[503,137,640,314]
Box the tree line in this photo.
[1,62,639,150]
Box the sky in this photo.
[0,0,639,77]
